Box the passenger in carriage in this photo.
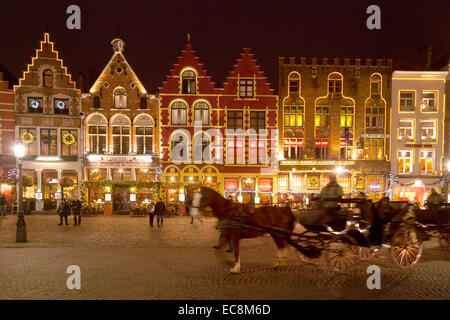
[313,175,343,214]
[425,189,444,212]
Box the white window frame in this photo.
[398,120,414,141]
[398,150,413,174]
[420,120,437,142]
[419,150,434,174]
[420,91,437,112]
[399,91,415,112]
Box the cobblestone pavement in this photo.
[0,214,449,300]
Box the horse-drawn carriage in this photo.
[191,187,450,273]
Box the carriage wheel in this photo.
[326,234,358,272]
[389,226,423,268]
[352,246,376,260]
[439,227,450,250]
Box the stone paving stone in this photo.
[0,214,449,299]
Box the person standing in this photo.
[71,199,82,226]
[148,201,155,227]
[0,194,7,216]
[57,199,69,225]
[155,197,166,227]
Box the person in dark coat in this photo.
[57,199,70,225]
[154,198,166,227]
[148,201,155,227]
[71,199,82,226]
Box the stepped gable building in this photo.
[159,42,278,205]
[0,69,16,203]
[278,56,392,204]
[81,38,159,213]
[14,33,82,211]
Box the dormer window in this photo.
[181,69,196,94]
[113,87,127,109]
[43,69,53,87]
[239,79,254,98]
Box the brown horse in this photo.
[190,187,296,274]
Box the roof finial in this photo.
[187,33,191,43]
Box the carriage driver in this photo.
[314,175,344,214]
[425,189,444,211]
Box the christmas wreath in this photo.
[62,133,76,145]
[21,131,34,144]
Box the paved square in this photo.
[0,214,449,299]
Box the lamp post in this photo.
[14,143,27,242]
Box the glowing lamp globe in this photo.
[13,144,26,158]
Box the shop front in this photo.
[392,177,444,207]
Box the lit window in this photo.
[420,151,434,174]
[135,127,153,154]
[171,133,188,161]
[19,128,37,156]
[420,120,437,142]
[284,106,304,127]
[61,129,78,157]
[226,139,244,164]
[398,120,414,141]
[193,133,211,163]
[113,87,127,109]
[111,115,131,154]
[239,79,254,98]
[315,139,329,159]
[283,138,304,160]
[399,91,415,112]
[398,150,413,174]
[171,101,187,125]
[249,139,266,164]
[366,106,384,128]
[364,139,384,160]
[181,70,196,94]
[194,101,210,125]
[421,91,437,112]
[340,106,354,127]
[315,106,329,127]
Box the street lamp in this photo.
[14,143,27,242]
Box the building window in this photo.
[250,111,265,132]
[61,129,78,157]
[398,150,413,174]
[420,91,437,112]
[27,97,43,113]
[364,139,384,160]
[366,106,384,128]
[112,125,130,154]
[420,151,434,174]
[340,138,353,160]
[93,96,101,108]
[315,139,329,159]
[288,73,300,94]
[315,106,329,127]
[40,128,57,156]
[88,125,107,154]
[239,79,254,98]
[249,139,266,164]
[54,98,69,115]
[139,97,147,109]
[19,128,37,156]
[171,101,187,125]
[399,91,415,112]
[194,101,210,125]
[340,106,354,127]
[226,139,244,164]
[113,87,127,109]
[43,69,53,87]
[181,70,196,94]
[328,74,342,94]
[284,106,303,127]
[283,138,304,160]
[370,74,382,95]
[193,133,211,162]
[398,120,414,141]
[171,134,188,161]
[227,111,243,130]
[135,127,153,154]
[420,120,437,142]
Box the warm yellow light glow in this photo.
[335,167,345,174]
[170,177,175,182]
[13,144,26,158]
[118,169,123,173]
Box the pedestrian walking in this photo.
[71,199,82,226]
[57,199,70,225]
[0,193,7,216]
[148,201,155,227]
[154,197,166,227]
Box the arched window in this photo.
[111,115,131,154]
[134,114,154,154]
[113,87,127,109]
[43,69,53,87]
[193,133,211,163]
[181,69,196,94]
[288,73,300,94]
[171,131,188,161]
[87,114,108,154]
[370,74,382,95]
[171,101,187,125]
[194,101,210,125]
[328,73,343,94]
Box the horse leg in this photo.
[229,233,241,274]
[271,236,289,269]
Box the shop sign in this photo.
[361,134,389,138]
[404,144,433,148]
[307,175,320,190]
[281,160,355,166]
[224,179,239,191]
[258,179,273,192]
[87,155,152,162]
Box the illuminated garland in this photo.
[21,131,34,144]
[389,175,446,187]
[62,133,76,145]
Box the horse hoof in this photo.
[229,269,240,274]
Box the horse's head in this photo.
[189,187,231,219]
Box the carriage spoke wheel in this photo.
[389,227,423,268]
[352,246,376,260]
[439,227,450,250]
[326,235,358,272]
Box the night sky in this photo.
[0,0,448,93]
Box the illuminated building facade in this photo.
[391,70,448,205]
[81,38,159,213]
[14,33,82,211]
[159,42,278,204]
[278,57,392,205]
[0,69,16,202]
